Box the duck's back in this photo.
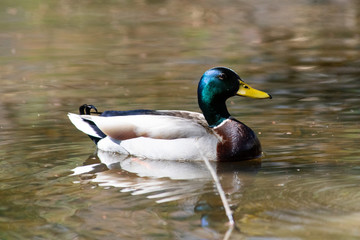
[69,109,220,160]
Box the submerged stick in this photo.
[197,146,235,226]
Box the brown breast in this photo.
[214,118,262,161]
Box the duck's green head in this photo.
[198,67,271,127]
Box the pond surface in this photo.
[1,0,360,239]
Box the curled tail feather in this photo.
[68,104,106,144]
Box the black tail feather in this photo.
[79,104,105,144]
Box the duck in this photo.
[68,67,271,161]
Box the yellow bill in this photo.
[236,80,272,99]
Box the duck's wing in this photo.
[68,110,211,141]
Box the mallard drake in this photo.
[68,67,271,161]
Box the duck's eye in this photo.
[218,73,226,80]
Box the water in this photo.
[1,0,360,239]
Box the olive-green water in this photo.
[1,0,360,239]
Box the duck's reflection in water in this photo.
[72,150,260,228]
